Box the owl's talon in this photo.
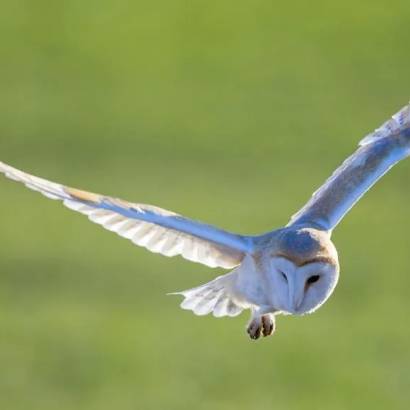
[262,314,275,337]
[247,313,276,340]
[247,318,262,340]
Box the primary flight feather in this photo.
[1,103,410,339]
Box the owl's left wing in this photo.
[0,162,250,269]
[288,103,410,231]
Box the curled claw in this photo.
[247,318,262,340]
[261,314,275,337]
[246,313,276,340]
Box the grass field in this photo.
[1,1,410,409]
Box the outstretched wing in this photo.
[0,162,250,269]
[288,103,410,231]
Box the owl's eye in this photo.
[280,271,288,282]
[306,275,320,285]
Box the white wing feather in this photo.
[288,103,410,231]
[359,104,410,146]
[0,162,250,269]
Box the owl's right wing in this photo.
[288,103,410,232]
[0,162,251,269]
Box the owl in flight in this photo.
[1,104,409,340]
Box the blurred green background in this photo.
[0,1,410,409]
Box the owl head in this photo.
[260,227,340,315]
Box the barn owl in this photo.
[1,103,410,340]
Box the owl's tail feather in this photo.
[170,272,243,318]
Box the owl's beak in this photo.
[288,276,304,314]
[293,293,304,313]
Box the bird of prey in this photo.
[1,103,409,340]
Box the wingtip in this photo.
[359,102,410,146]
